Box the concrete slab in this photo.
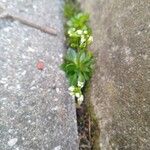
[0,0,78,150]
[79,0,150,149]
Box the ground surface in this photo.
[79,0,150,149]
[0,0,78,150]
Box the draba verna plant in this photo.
[61,1,94,105]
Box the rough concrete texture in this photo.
[0,0,78,150]
[79,0,150,149]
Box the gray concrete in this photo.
[79,0,150,149]
[0,0,78,150]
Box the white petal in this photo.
[78,95,84,105]
[78,81,84,88]
[68,86,75,91]
[76,30,83,35]
[75,93,80,98]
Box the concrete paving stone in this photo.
[0,0,79,150]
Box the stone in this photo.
[0,0,78,149]
[79,0,150,149]
[53,145,62,150]
[7,138,18,147]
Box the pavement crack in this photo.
[0,11,57,35]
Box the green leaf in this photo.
[65,63,76,74]
[78,72,85,83]
[80,52,86,62]
[61,49,94,86]
[66,48,77,62]
[69,74,78,86]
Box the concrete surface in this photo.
[79,0,150,149]
[0,0,78,150]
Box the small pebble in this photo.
[56,88,60,93]
[8,138,18,147]
[27,47,35,52]
[53,145,61,150]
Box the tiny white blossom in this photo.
[75,92,80,98]
[76,30,83,35]
[84,30,88,34]
[68,28,76,36]
[68,86,75,92]
[68,30,72,35]
[78,95,84,105]
[78,81,84,88]
[88,36,93,43]
[80,36,86,44]
[72,28,76,31]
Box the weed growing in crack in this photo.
[61,1,94,106]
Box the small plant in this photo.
[67,13,89,29]
[61,48,93,105]
[67,13,93,50]
[64,0,80,19]
[67,26,93,49]
[61,48,93,86]
[61,1,94,105]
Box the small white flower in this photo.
[75,92,80,98]
[84,30,88,34]
[68,28,76,36]
[72,28,76,31]
[76,30,83,35]
[80,35,86,44]
[68,30,71,35]
[88,36,93,43]
[78,95,84,105]
[68,86,75,92]
[78,81,84,88]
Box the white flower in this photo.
[84,30,88,34]
[88,36,93,44]
[78,81,84,88]
[78,95,84,105]
[76,30,83,35]
[75,92,80,98]
[68,28,76,36]
[68,30,72,35]
[80,35,86,44]
[68,86,75,92]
